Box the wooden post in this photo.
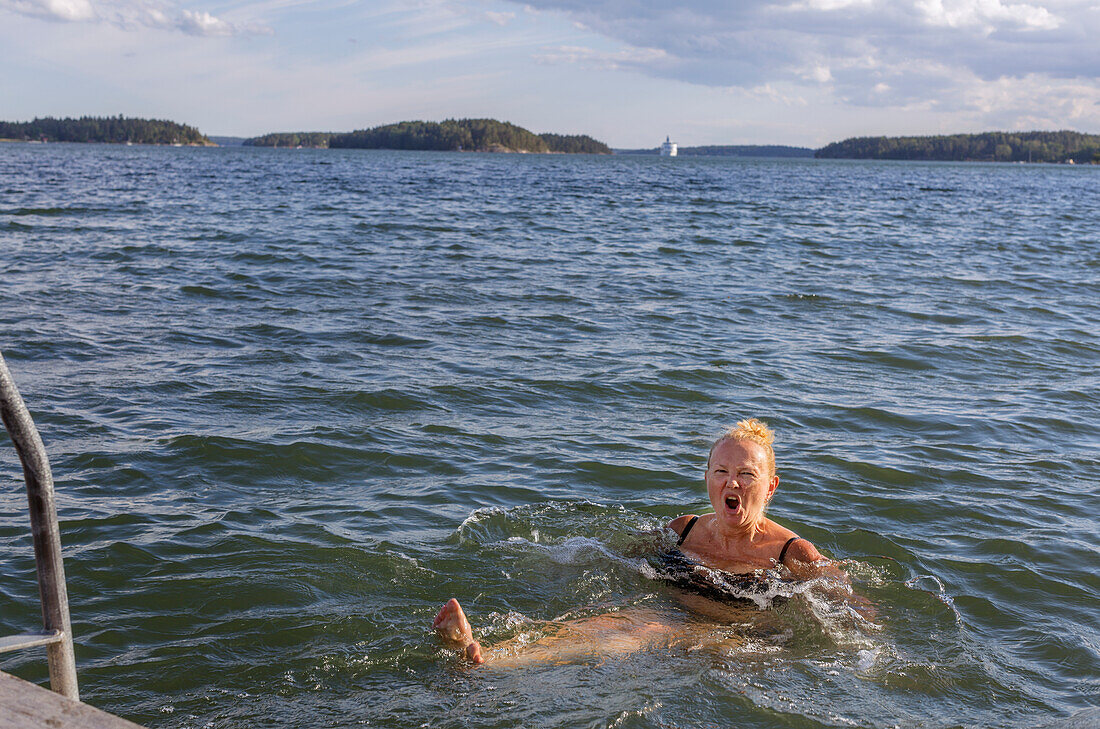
[0,351,79,700]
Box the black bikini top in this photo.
[675,515,803,566]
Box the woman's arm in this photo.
[784,539,878,621]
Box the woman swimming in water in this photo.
[434,418,835,664]
[663,418,823,584]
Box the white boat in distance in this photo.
[660,136,678,157]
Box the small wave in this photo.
[608,701,663,728]
[7,205,91,216]
[349,331,432,348]
[179,284,224,297]
[1035,708,1100,729]
[503,534,662,580]
[453,500,638,547]
[335,387,444,414]
[905,574,962,623]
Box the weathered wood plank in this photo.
[0,671,146,729]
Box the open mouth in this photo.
[724,494,741,513]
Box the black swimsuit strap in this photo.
[676,515,700,546]
[679,519,801,564]
[777,536,802,565]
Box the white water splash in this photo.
[458,506,505,531]
[501,534,662,579]
[905,574,963,624]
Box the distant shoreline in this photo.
[0,116,214,146]
[4,118,1098,163]
[817,130,1100,164]
[614,144,814,158]
[0,138,214,147]
[4,138,1096,164]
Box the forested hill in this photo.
[537,133,611,154]
[816,131,1100,163]
[244,132,335,148]
[253,119,611,153]
[330,119,539,151]
[0,116,213,145]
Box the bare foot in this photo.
[433,598,484,664]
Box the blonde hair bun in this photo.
[727,418,774,447]
[709,418,777,475]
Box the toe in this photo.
[433,598,459,628]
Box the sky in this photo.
[1,0,1099,147]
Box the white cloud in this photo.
[788,0,872,10]
[939,71,1100,121]
[0,0,270,36]
[748,82,809,105]
[914,0,1060,31]
[176,9,233,35]
[802,64,834,83]
[508,0,1098,113]
[534,44,669,72]
[484,9,514,25]
[1,0,94,20]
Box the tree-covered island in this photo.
[816,131,1100,164]
[243,132,336,148]
[243,119,611,154]
[0,116,214,145]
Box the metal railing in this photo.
[0,350,79,700]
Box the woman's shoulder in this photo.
[783,536,823,563]
[667,513,700,536]
[766,520,824,563]
[775,535,824,565]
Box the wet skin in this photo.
[433,599,484,663]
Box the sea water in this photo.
[1,144,1098,728]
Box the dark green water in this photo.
[1,144,1097,728]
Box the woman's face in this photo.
[706,438,779,530]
